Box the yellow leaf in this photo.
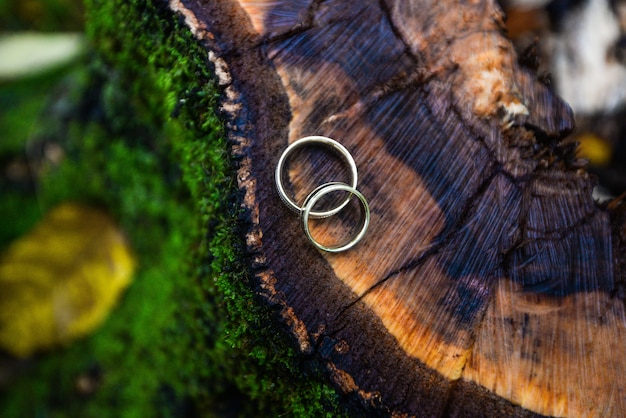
[0,203,135,358]
[576,133,613,167]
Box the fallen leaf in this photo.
[0,203,135,358]
[576,132,613,167]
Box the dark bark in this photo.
[169,0,626,416]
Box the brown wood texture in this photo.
[169,0,626,416]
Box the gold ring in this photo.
[301,182,370,253]
[275,136,358,219]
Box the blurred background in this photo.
[503,0,626,201]
[1,0,85,246]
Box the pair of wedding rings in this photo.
[275,136,370,253]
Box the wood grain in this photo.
[169,0,626,416]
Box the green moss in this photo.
[0,0,346,416]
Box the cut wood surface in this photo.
[169,0,626,416]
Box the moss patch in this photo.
[0,0,346,416]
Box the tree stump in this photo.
[169,0,626,416]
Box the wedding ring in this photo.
[275,136,358,219]
[301,182,370,253]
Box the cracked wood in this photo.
[170,0,626,416]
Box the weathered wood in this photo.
[170,0,626,416]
